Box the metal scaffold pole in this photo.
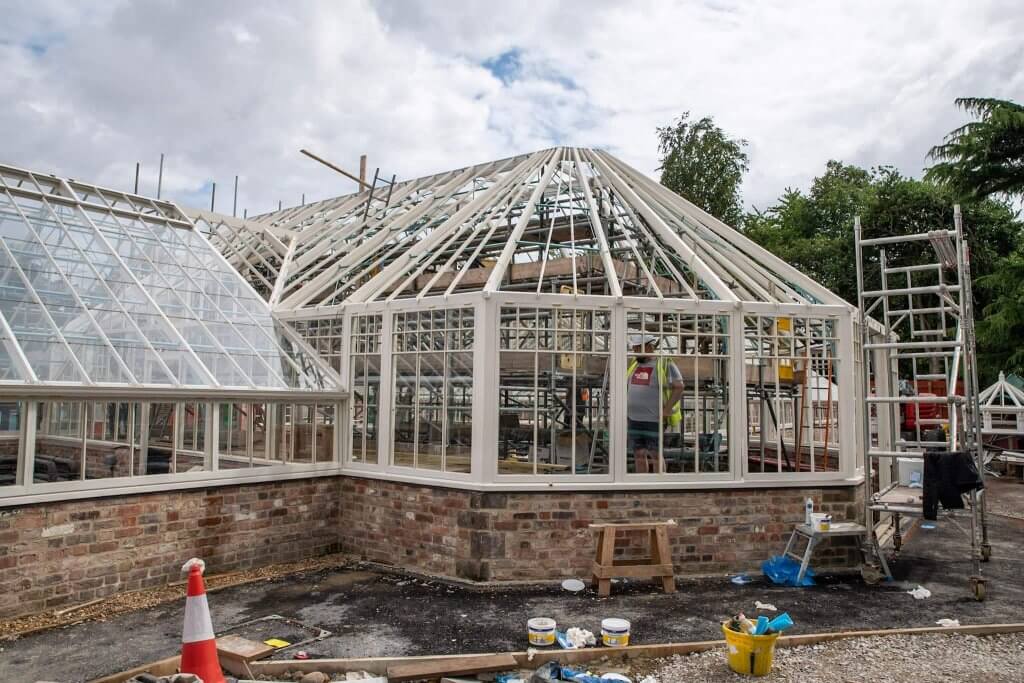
[854,205,989,600]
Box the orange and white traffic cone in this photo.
[179,558,226,683]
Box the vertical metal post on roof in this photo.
[134,163,140,194]
[359,154,367,186]
[157,154,164,199]
[210,182,216,212]
[233,175,239,217]
[302,193,305,206]
[278,200,282,211]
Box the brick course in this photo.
[338,479,863,582]
[4,476,862,619]
[0,478,340,619]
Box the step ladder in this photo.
[854,205,990,600]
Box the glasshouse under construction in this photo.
[2,147,887,619]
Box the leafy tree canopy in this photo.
[657,113,749,227]
[925,97,1024,200]
[743,161,1020,380]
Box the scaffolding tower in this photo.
[855,205,990,600]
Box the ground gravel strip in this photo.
[648,632,1024,682]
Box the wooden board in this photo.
[217,633,275,663]
[88,655,181,683]
[387,653,518,682]
[249,623,1024,677]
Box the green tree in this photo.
[657,113,749,226]
[925,97,1024,200]
[743,161,1020,381]
[976,252,1024,378]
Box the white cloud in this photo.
[0,1,1021,217]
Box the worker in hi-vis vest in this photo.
[627,334,684,473]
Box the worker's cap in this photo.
[628,333,659,347]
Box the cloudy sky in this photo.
[1,1,1021,218]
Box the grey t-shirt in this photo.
[627,358,682,422]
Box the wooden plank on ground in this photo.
[387,653,519,682]
[88,655,181,683]
[250,623,1024,677]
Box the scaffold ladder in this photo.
[854,205,990,600]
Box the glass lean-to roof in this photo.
[0,163,340,393]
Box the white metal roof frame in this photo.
[210,147,851,316]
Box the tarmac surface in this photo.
[3,478,1022,683]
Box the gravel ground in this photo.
[648,633,1024,682]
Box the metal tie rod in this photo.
[859,230,956,246]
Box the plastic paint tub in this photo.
[528,617,556,646]
[601,618,630,647]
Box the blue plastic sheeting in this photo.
[762,555,816,586]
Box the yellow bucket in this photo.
[722,623,780,677]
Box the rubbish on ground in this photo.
[561,579,586,592]
[754,600,777,611]
[922,523,937,529]
[556,630,575,649]
[762,555,816,586]
[528,617,557,646]
[264,638,291,648]
[568,627,596,648]
[299,673,330,683]
[601,618,631,647]
[907,585,932,600]
[600,674,632,683]
[754,615,770,635]
[639,677,659,683]
[497,673,527,683]
[730,574,752,585]
[526,647,539,662]
[530,660,562,683]
[295,651,309,660]
[936,618,961,627]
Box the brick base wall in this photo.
[4,475,862,619]
[0,478,341,619]
[339,478,864,582]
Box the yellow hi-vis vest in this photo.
[627,358,682,427]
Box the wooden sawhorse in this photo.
[590,521,676,597]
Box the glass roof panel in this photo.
[0,330,21,380]
[0,164,340,392]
